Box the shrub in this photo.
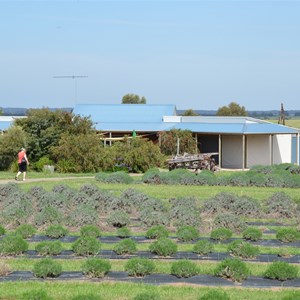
[193,240,214,255]
[35,207,63,226]
[0,261,11,276]
[21,290,54,300]
[35,241,63,256]
[227,240,259,259]
[176,226,199,242]
[116,227,131,238]
[0,225,5,235]
[170,260,199,278]
[142,168,162,184]
[95,171,133,184]
[0,235,29,255]
[79,184,99,196]
[113,238,137,255]
[81,258,111,278]
[198,290,230,300]
[213,213,247,233]
[265,192,297,218]
[276,228,300,243]
[140,210,169,227]
[125,258,155,277]
[228,173,250,187]
[15,224,36,239]
[149,238,177,257]
[133,291,161,300]
[264,261,298,281]
[45,225,68,238]
[145,225,169,239]
[66,204,99,227]
[230,196,261,217]
[33,258,62,278]
[242,227,262,241]
[72,237,101,256]
[80,225,101,238]
[107,211,130,228]
[214,258,250,282]
[210,228,233,241]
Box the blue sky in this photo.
[1,1,300,110]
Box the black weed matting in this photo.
[1,271,300,288]
[22,250,300,263]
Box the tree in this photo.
[0,107,3,116]
[181,109,199,116]
[122,94,146,104]
[158,129,197,156]
[216,102,248,116]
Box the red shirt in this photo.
[18,151,26,164]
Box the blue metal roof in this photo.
[73,104,176,123]
[73,104,299,135]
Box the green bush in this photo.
[45,225,68,238]
[176,226,199,242]
[0,225,5,235]
[95,171,133,184]
[170,260,199,278]
[214,258,250,282]
[149,238,177,257]
[107,211,130,228]
[21,290,54,300]
[125,258,155,277]
[264,261,298,281]
[133,291,161,300]
[213,213,247,233]
[81,258,111,278]
[0,235,29,255]
[242,227,262,241]
[193,240,214,255]
[71,295,100,300]
[34,156,53,172]
[266,192,297,218]
[140,210,170,227]
[72,237,101,256]
[113,238,137,255]
[227,240,259,258]
[116,227,131,238]
[80,225,101,238]
[35,241,63,256]
[145,225,169,239]
[33,258,62,278]
[15,224,36,239]
[198,290,230,300]
[210,228,233,241]
[276,228,300,242]
[142,168,162,184]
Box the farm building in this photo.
[73,104,300,169]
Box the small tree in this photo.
[122,94,146,104]
[216,102,247,116]
[181,109,199,116]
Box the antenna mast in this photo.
[53,75,88,104]
[278,103,285,125]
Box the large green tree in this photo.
[181,109,199,116]
[216,102,248,116]
[122,94,146,104]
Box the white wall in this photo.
[222,135,243,168]
[246,135,270,167]
[273,134,292,164]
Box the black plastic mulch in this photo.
[1,271,300,288]
[22,250,300,263]
[20,235,300,248]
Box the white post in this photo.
[242,135,245,170]
[177,138,180,156]
[297,133,300,166]
[218,134,222,169]
[109,132,112,147]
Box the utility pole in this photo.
[278,103,285,125]
[53,75,88,104]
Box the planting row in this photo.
[1,224,300,244]
[0,183,299,231]
[1,233,300,260]
[1,257,299,283]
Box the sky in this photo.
[1,1,300,111]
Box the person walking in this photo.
[15,148,29,181]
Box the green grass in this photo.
[0,281,299,300]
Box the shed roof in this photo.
[73,104,177,123]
